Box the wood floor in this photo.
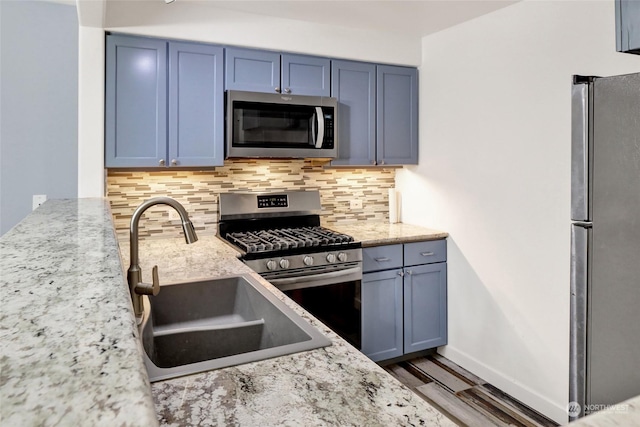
[383,354,559,427]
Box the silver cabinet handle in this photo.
[371,160,377,165]
[380,160,385,165]
[275,87,281,93]
[171,159,178,166]
[398,271,405,277]
[159,159,165,166]
[374,257,391,262]
[421,252,435,257]
[284,88,291,94]
[406,270,413,275]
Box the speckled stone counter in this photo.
[0,199,157,426]
[1,199,454,427]
[120,236,455,426]
[327,221,448,247]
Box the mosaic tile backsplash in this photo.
[107,159,396,241]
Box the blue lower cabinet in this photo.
[403,263,447,353]
[361,269,404,362]
[361,240,447,362]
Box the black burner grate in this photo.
[226,226,354,254]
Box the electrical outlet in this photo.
[350,199,363,210]
[32,194,47,210]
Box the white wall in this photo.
[0,0,79,234]
[397,0,639,423]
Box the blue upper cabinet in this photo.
[281,54,330,96]
[377,65,418,165]
[169,42,224,167]
[105,35,224,168]
[225,48,281,93]
[332,62,418,166]
[331,60,376,166]
[106,35,167,167]
[225,48,330,96]
[616,0,640,54]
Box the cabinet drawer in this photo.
[404,240,446,266]
[363,244,403,272]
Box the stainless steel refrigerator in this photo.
[570,72,640,421]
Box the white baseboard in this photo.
[439,346,569,425]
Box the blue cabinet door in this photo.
[403,262,447,353]
[282,54,330,96]
[361,269,404,362]
[376,65,418,165]
[169,42,224,167]
[331,60,376,166]
[616,0,640,54]
[105,35,167,167]
[225,47,281,93]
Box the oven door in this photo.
[267,264,362,349]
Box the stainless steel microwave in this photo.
[226,90,338,159]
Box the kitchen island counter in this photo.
[327,221,448,247]
[0,199,158,426]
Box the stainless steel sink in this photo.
[139,274,331,382]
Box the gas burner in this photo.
[226,226,354,254]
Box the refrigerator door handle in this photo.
[572,221,592,228]
[570,224,590,420]
[571,79,592,222]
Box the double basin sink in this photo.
[139,274,331,382]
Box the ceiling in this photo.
[68,0,519,38]
[204,1,519,37]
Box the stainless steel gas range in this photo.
[219,190,363,348]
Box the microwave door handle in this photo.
[314,107,325,148]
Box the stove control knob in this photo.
[337,252,348,262]
[266,260,277,271]
[303,256,314,266]
[326,253,337,263]
[279,259,290,269]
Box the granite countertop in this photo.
[0,199,157,426]
[120,235,454,426]
[6,201,637,426]
[326,221,448,247]
[1,199,454,426]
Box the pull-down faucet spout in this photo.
[127,197,198,322]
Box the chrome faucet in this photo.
[127,197,198,321]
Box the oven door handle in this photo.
[268,266,361,291]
